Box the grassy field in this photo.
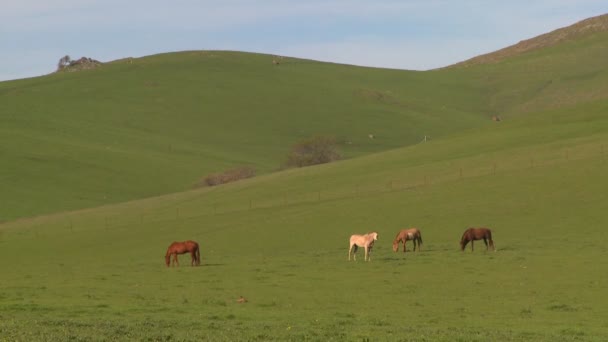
[2,18,608,341]
[0,51,489,222]
[3,30,606,222]
[2,97,608,340]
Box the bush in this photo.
[199,166,256,187]
[284,135,341,168]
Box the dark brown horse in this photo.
[460,228,495,252]
[165,240,200,267]
[392,228,423,253]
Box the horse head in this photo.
[165,254,171,267]
[392,241,399,252]
[370,232,378,241]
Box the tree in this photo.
[57,55,71,71]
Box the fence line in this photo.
[2,141,607,239]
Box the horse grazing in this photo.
[348,232,378,261]
[460,228,495,252]
[165,240,201,267]
[392,228,423,253]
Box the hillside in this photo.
[2,14,608,340]
[1,94,608,340]
[444,18,608,117]
[0,52,488,222]
[1,14,608,223]
[451,13,608,68]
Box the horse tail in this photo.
[418,232,423,246]
[196,246,201,266]
[486,229,495,250]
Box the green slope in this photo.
[2,16,608,338]
[1,96,607,340]
[3,13,608,222]
[1,51,490,221]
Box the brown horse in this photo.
[348,232,378,261]
[460,228,495,252]
[165,240,200,267]
[392,228,423,253]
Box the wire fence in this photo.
[2,141,606,239]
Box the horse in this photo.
[348,232,378,261]
[392,228,423,253]
[165,240,201,267]
[460,228,495,252]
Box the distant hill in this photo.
[451,13,608,68]
[1,14,607,221]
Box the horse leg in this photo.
[489,239,495,251]
[349,244,357,261]
[364,246,369,261]
[174,254,179,267]
[483,238,489,251]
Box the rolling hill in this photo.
[2,14,607,222]
[1,14,608,340]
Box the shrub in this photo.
[284,135,341,168]
[199,166,256,187]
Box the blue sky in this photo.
[1,0,607,81]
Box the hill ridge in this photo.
[450,13,608,68]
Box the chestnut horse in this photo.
[392,228,423,253]
[348,232,378,261]
[460,228,495,252]
[165,240,200,267]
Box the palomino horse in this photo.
[165,240,201,267]
[392,228,423,253]
[460,228,495,252]
[348,232,378,261]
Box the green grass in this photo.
[0,51,488,222]
[2,30,607,222]
[2,23,608,341]
[2,97,608,340]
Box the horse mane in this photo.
[393,231,402,244]
[460,228,472,241]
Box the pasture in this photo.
[2,105,608,340]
